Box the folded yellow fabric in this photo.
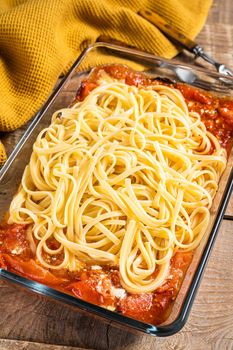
[0,0,212,165]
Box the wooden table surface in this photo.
[0,1,232,349]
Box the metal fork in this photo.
[172,66,233,92]
[97,36,233,90]
[139,9,233,78]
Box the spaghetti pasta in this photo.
[8,80,227,294]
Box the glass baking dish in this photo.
[0,42,232,337]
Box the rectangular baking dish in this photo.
[0,42,232,336]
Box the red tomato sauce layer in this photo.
[0,222,193,325]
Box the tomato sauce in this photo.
[176,83,233,153]
[0,222,193,325]
[0,65,232,326]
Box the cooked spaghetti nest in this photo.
[9,81,227,293]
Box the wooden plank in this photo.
[225,197,233,217]
[208,0,233,26]
[0,280,109,349]
[0,339,88,350]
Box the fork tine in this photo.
[192,80,232,93]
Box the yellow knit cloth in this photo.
[0,0,212,165]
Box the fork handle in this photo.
[139,9,233,78]
[189,45,233,77]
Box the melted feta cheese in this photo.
[111,287,126,300]
[91,265,102,270]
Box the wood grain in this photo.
[0,339,85,350]
[0,0,232,349]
